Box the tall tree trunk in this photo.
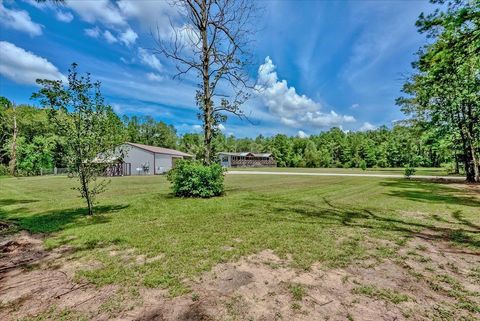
[9,105,17,176]
[463,148,475,183]
[201,0,212,165]
[86,195,93,216]
[470,145,480,183]
[466,124,479,182]
[453,106,476,183]
[455,153,460,174]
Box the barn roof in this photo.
[126,142,192,157]
[218,152,273,158]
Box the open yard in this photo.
[1,174,479,320]
[229,167,455,177]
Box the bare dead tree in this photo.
[153,0,257,164]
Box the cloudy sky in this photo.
[0,0,434,137]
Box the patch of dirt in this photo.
[1,231,479,321]
[133,239,480,321]
[0,232,120,320]
[0,231,46,272]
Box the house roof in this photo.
[254,153,274,158]
[126,142,192,157]
[218,152,273,158]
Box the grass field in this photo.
[1,174,479,320]
[1,174,478,291]
[230,166,455,176]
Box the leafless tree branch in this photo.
[153,0,260,163]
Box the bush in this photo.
[167,160,225,198]
[359,160,367,171]
[441,162,461,175]
[0,164,9,176]
[404,165,416,179]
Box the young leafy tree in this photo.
[32,64,124,215]
[155,0,257,164]
[304,140,320,168]
[397,0,480,182]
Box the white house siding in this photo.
[154,153,175,173]
[120,144,155,175]
[219,154,231,167]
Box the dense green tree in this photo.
[0,97,12,164]
[304,140,320,168]
[15,136,55,175]
[179,133,204,160]
[397,0,480,182]
[122,115,177,149]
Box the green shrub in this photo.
[167,160,225,198]
[404,165,416,179]
[359,160,367,171]
[441,162,463,175]
[0,164,9,176]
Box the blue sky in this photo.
[0,0,434,138]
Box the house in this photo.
[218,152,276,168]
[117,142,192,175]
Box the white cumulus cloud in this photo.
[103,30,118,44]
[0,1,42,36]
[119,27,138,46]
[66,0,126,27]
[111,103,122,113]
[359,122,376,131]
[118,0,179,32]
[84,26,100,38]
[55,11,73,23]
[351,103,360,109]
[257,57,355,129]
[0,41,66,85]
[146,72,163,82]
[138,48,162,72]
[297,130,309,138]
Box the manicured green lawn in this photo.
[230,166,454,176]
[1,174,478,295]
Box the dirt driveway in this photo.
[1,229,479,321]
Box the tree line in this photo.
[0,96,455,175]
[397,0,479,182]
[0,97,175,175]
[0,0,477,183]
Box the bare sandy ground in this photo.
[1,229,479,321]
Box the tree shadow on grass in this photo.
[243,194,480,249]
[0,199,40,206]
[0,204,129,234]
[380,179,480,208]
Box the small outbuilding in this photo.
[218,152,276,168]
[117,142,192,175]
